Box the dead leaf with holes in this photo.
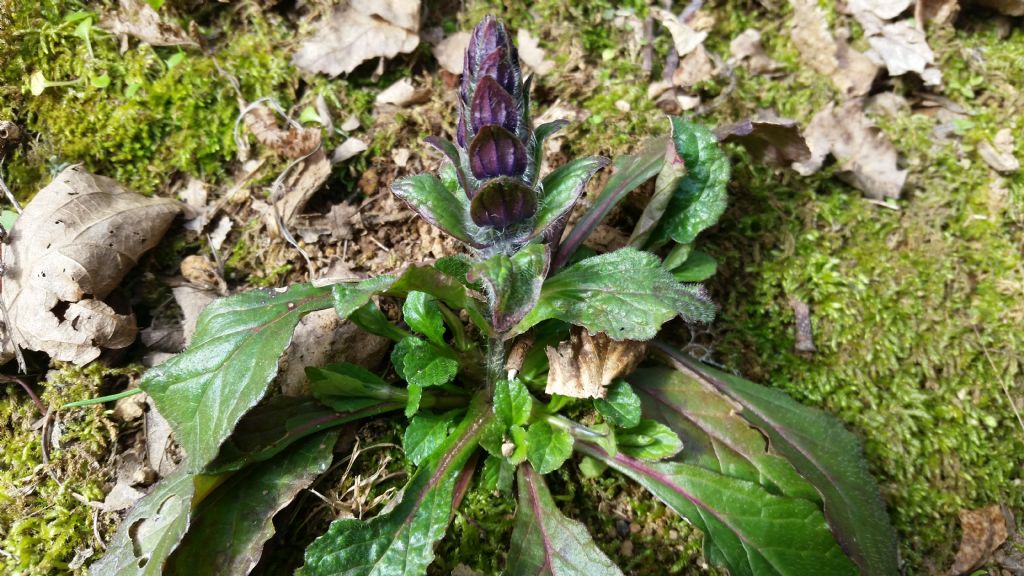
[0,167,180,366]
[292,0,420,77]
[948,505,1009,575]
[99,0,196,49]
[545,329,646,399]
[243,104,322,160]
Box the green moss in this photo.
[0,363,139,575]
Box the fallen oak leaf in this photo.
[948,505,1009,575]
[545,329,646,399]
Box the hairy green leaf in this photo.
[392,173,482,246]
[167,432,338,575]
[629,366,818,500]
[531,120,570,172]
[672,249,717,282]
[392,337,459,417]
[616,419,683,461]
[307,363,407,412]
[507,464,623,576]
[594,380,642,429]
[403,291,447,346]
[647,118,729,249]
[404,411,460,466]
[299,395,492,576]
[89,467,195,575]
[511,248,715,340]
[494,378,534,427]
[577,443,857,576]
[333,276,397,319]
[532,156,609,239]
[141,284,333,472]
[526,421,574,474]
[473,243,548,333]
[658,348,899,576]
[388,264,489,332]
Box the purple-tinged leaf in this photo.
[471,243,548,333]
[469,125,528,180]
[392,172,483,246]
[425,136,471,198]
[507,464,623,576]
[471,76,518,134]
[166,431,338,576]
[477,49,517,97]
[470,176,538,228]
[299,394,492,576]
[653,345,899,576]
[532,156,608,241]
[552,136,667,271]
[467,17,506,67]
[575,442,858,576]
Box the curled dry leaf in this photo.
[243,105,322,160]
[728,29,780,74]
[516,30,556,76]
[672,45,716,89]
[789,0,879,97]
[292,0,420,77]
[654,8,708,58]
[948,505,1009,575]
[332,137,369,164]
[978,128,1019,174]
[715,113,812,166]
[99,0,196,48]
[794,102,907,199]
[545,329,646,399]
[375,78,431,108]
[864,17,942,86]
[1,167,180,365]
[432,32,472,75]
[273,147,332,227]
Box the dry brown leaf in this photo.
[243,105,322,160]
[1,167,180,365]
[274,147,332,226]
[715,114,812,166]
[672,45,716,88]
[375,78,431,108]
[654,8,708,58]
[179,254,226,294]
[974,0,1024,15]
[292,0,420,77]
[948,505,1009,575]
[432,32,471,75]
[849,0,913,19]
[789,0,879,97]
[99,0,195,49]
[516,30,556,76]
[866,19,942,86]
[0,120,22,158]
[295,203,358,244]
[916,0,960,23]
[545,329,646,399]
[794,102,907,199]
[728,29,780,74]
[978,128,1020,174]
[332,137,369,164]
[145,397,177,476]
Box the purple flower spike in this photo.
[476,50,517,96]
[471,76,517,134]
[468,125,528,180]
[470,177,538,228]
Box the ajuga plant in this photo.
[92,17,899,576]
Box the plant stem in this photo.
[485,336,505,396]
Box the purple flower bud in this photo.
[468,126,528,180]
[470,177,538,228]
[470,76,517,134]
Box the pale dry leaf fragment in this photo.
[375,78,430,108]
[789,0,879,97]
[333,137,369,164]
[654,8,707,58]
[392,148,411,168]
[432,31,471,75]
[99,479,146,513]
[789,297,816,353]
[292,0,420,77]
[974,0,1024,15]
[294,203,357,244]
[716,114,812,166]
[848,0,913,19]
[99,0,196,48]
[948,505,1009,575]
[178,177,210,233]
[274,147,332,226]
[340,114,361,132]
[207,215,232,252]
[0,167,180,365]
[516,29,556,76]
[865,19,942,86]
[916,0,960,24]
[180,254,226,294]
[243,105,322,159]
[171,285,216,345]
[672,45,716,88]
[978,128,1019,174]
[728,29,780,74]
[794,102,907,199]
[145,397,177,476]
[545,329,646,399]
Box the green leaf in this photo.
[434,254,485,292]
[300,395,492,576]
[629,366,818,500]
[392,173,482,246]
[647,118,730,249]
[350,301,410,342]
[577,456,607,478]
[307,363,407,412]
[89,467,195,575]
[333,276,396,318]
[507,425,530,465]
[553,135,667,271]
[531,120,570,172]
[511,248,715,340]
[576,444,858,576]
[206,396,381,474]
[672,250,717,282]
[392,338,459,416]
[526,421,574,474]
[659,349,899,576]
[494,378,534,427]
[166,432,337,575]
[481,454,515,494]
[388,264,489,332]
[594,380,642,428]
[404,411,459,466]
[629,139,683,247]
[403,291,447,346]
[507,464,623,576]
[532,156,609,239]
[616,419,682,461]
[473,243,548,332]
[141,284,333,472]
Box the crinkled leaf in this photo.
[630,366,817,500]
[89,466,195,575]
[658,348,898,576]
[472,243,548,332]
[616,419,682,461]
[481,454,515,494]
[672,249,717,282]
[507,464,623,576]
[141,284,333,472]
[511,248,715,341]
[403,291,447,346]
[299,396,492,576]
[404,410,460,466]
[577,443,858,576]
[553,136,667,271]
[594,379,642,429]
[526,421,574,474]
[532,156,609,239]
[167,432,338,575]
[647,118,729,249]
[393,337,459,416]
[494,378,534,427]
[392,173,482,246]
